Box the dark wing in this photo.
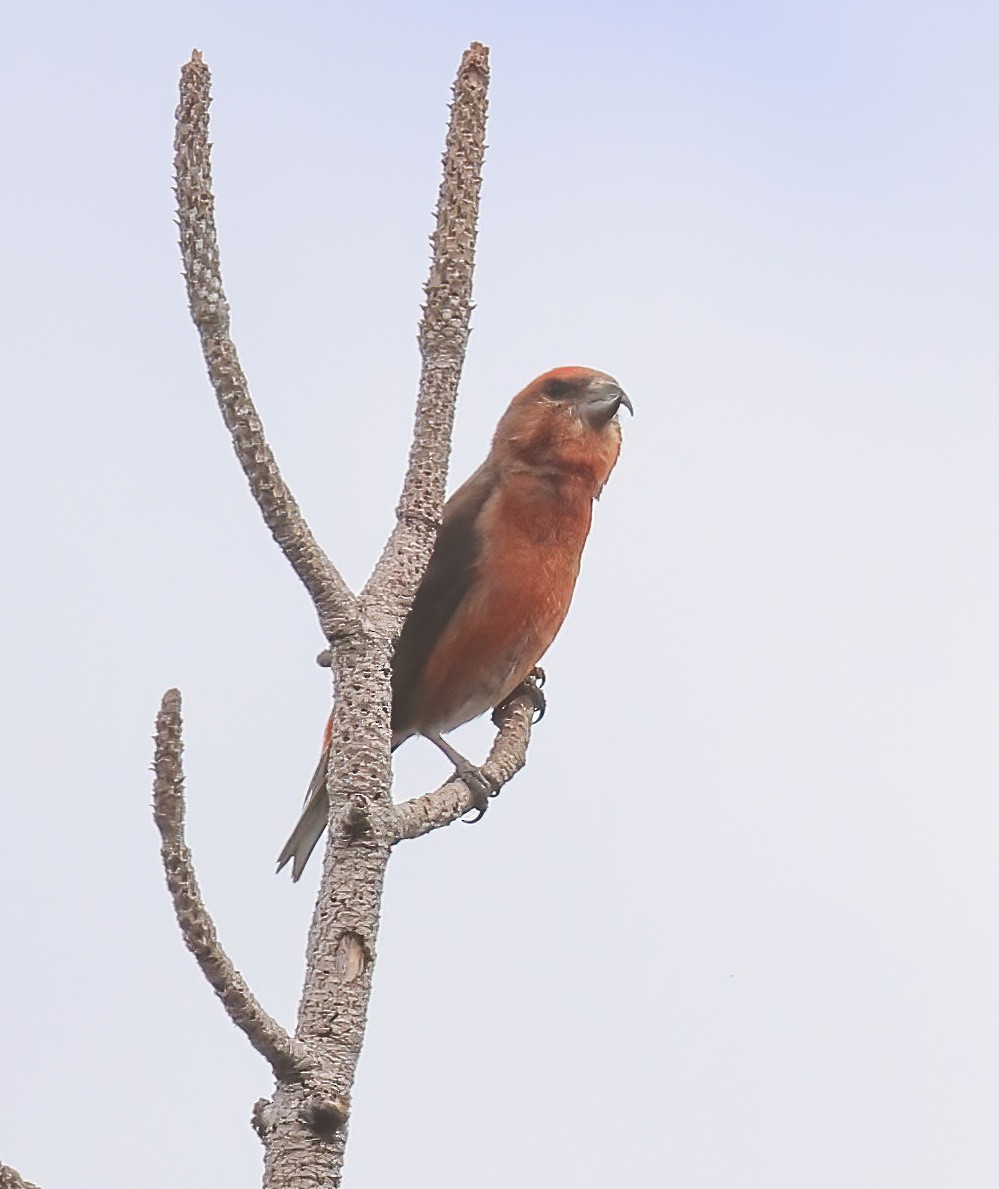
[390,461,495,737]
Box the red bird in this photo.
[277,366,632,879]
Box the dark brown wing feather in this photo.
[390,461,495,738]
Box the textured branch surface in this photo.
[261,45,494,1188]
[174,50,359,643]
[393,689,535,840]
[164,43,505,1189]
[261,635,398,1188]
[0,1164,40,1189]
[363,42,490,627]
[153,689,315,1082]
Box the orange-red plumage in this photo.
[277,366,631,879]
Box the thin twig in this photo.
[174,50,359,643]
[152,689,315,1082]
[392,691,535,841]
[0,1164,40,1189]
[362,42,490,625]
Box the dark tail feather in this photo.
[276,743,331,881]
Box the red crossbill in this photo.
[278,366,631,879]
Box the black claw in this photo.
[521,666,547,723]
[455,764,492,823]
[492,666,548,727]
[461,785,490,822]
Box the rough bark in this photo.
[174,51,359,645]
[363,40,489,632]
[0,1165,40,1189]
[161,43,524,1189]
[393,690,537,840]
[153,690,322,1084]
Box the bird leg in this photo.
[492,666,547,726]
[424,730,494,821]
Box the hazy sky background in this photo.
[3,1,997,1186]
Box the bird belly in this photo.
[412,591,561,735]
[406,480,591,736]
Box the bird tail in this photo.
[276,742,331,881]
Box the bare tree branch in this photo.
[173,50,359,643]
[163,44,499,1187]
[393,692,536,841]
[0,1164,40,1189]
[152,689,314,1082]
[362,42,490,627]
[256,46,495,1186]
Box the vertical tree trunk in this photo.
[262,639,396,1187]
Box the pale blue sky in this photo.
[3,2,998,1186]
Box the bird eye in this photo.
[543,378,574,400]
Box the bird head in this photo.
[492,366,632,495]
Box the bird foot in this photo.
[423,730,495,823]
[453,760,493,823]
[492,666,547,727]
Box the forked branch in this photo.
[174,51,359,643]
[161,44,540,1189]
